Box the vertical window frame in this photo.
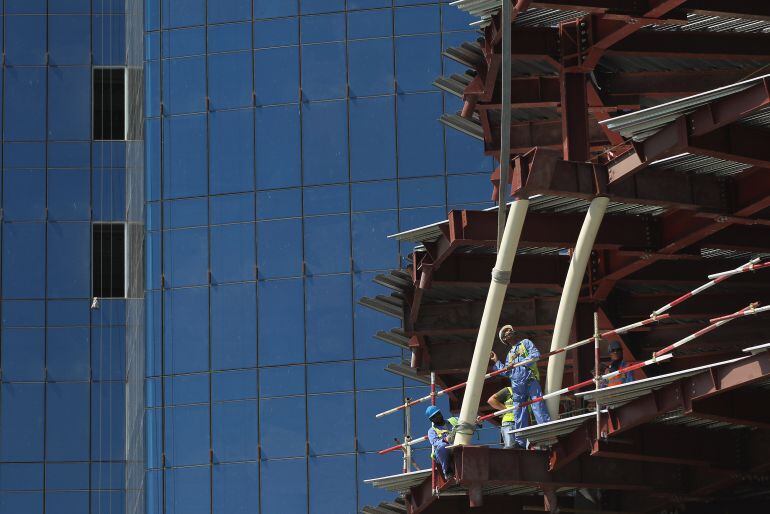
[92,221,128,299]
[92,66,128,141]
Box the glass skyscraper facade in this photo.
[1,1,496,513]
[0,1,129,513]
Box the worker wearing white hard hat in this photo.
[489,325,551,449]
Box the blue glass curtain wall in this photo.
[0,2,128,514]
[146,1,495,513]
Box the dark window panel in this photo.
[93,68,126,141]
[92,223,126,298]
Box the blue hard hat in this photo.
[608,341,622,352]
[425,405,441,419]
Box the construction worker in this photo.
[487,386,516,449]
[490,325,551,448]
[425,405,457,480]
[602,341,634,387]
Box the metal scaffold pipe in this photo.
[651,257,763,317]
[454,199,530,446]
[593,311,600,443]
[374,313,670,419]
[497,0,512,249]
[488,353,674,419]
[545,196,609,418]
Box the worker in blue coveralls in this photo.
[601,341,635,388]
[425,405,457,480]
[490,324,551,449]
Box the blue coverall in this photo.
[428,422,454,477]
[600,359,634,388]
[493,339,552,447]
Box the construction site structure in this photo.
[360,1,770,512]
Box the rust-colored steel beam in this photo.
[691,388,770,429]
[699,225,770,253]
[427,253,569,286]
[578,2,689,71]
[412,296,558,337]
[686,123,770,169]
[406,446,687,512]
[511,147,732,211]
[607,77,770,183]
[560,71,591,161]
[445,209,656,250]
[591,423,747,469]
[593,169,770,297]
[412,209,655,288]
[550,349,770,472]
[508,146,770,299]
[524,0,770,20]
[598,68,763,97]
[481,114,609,157]
[608,28,770,60]
[485,25,770,64]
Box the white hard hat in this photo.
[499,325,514,342]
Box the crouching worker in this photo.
[487,386,516,449]
[490,325,551,449]
[426,405,458,480]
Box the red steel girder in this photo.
[690,388,770,429]
[484,25,770,64]
[560,71,591,161]
[511,147,733,211]
[591,423,749,469]
[414,209,655,284]
[558,2,689,72]
[598,68,762,98]
[686,122,770,169]
[550,349,770,472]
[523,0,770,20]
[607,77,770,183]
[608,28,770,60]
[482,115,609,157]
[427,253,569,286]
[406,446,687,513]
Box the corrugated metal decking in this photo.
[601,73,770,140]
[576,355,752,408]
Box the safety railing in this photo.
[375,257,770,476]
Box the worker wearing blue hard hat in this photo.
[490,324,551,449]
[425,405,458,480]
[602,341,634,388]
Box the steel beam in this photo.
[686,123,770,169]
[598,68,764,97]
[413,297,558,336]
[591,423,744,469]
[485,26,770,62]
[550,350,770,471]
[580,2,688,71]
[482,114,609,157]
[606,77,770,183]
[427,253,569,286]
[691,389,770,429]
[453,446,685,493]
[413,210,655,286]
[560,72,591,161]
[609,29,770,60]
[511,147,732,211]
[524,0,770,20]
